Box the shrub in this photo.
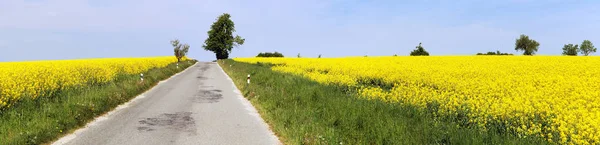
[562,44,579,56]
[256,52,284,57]
[410,43,429,56]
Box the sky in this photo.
[1,0,599,61]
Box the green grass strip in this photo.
[0,60,196,145]
[219,59,548,145]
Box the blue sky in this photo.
[1,0,599,61]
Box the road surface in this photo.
[53,62,280,145]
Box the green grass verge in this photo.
[218,59,548,145]
[0,60,196,145]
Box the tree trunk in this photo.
[215,50,229,59]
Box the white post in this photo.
[140,73,144,81]
[247,74,251,84]
[177,63,179,69]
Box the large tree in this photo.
[410,42,429,56]
[514,34,540,55]
[203,13,245,59]
[561,44,579,56]
[580,40,597,56]
[171,39,189,62]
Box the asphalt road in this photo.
[53,62,280,145]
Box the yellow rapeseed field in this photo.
[0,56,179,109]
[235,56,600,144]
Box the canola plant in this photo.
[0,56,179,109]
[235,56,600,144]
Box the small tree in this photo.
[297,53,301,58]
[171,39,189,62]
[580,40,597,56]
[318,54,322,58]
[515,34,540,55]
[562,44,579,56]
[410,42,429,56]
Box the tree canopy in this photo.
[561,44,579,56]
[514,34,540,55]
[580,40,597,56]
[171,39,189,62]
[410,43,429,56]
[203,13,245,59]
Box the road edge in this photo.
[52,62,198,145]
[216,61,282,145]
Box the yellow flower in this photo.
[235,56,600,144]
[0,56,178,109]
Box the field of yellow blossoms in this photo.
[235,56,600,144]
[0,56,179,109]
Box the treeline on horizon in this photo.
[254,34,597,58]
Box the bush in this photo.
[410,43,429,56]
[256,52,284,57]
[562,44,579,56]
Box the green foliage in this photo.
[476,50,513,55]
[318,54,322,58]
[410,42,429,56]
[297,53,301,58]
[171,39,190,62]
[256,52,284,57]
[514,34,540,55]
[233,35,245,47]
[203,13,244,59]
[580,40,597,56]
[562,44,579,56]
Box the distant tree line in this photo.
[194,13,597,59]
[256,52,284,57]
[561,40,597,56]
[404,34,596,57]
[476,51,513,55]
[511,34,596,56]
[251,35,596,58]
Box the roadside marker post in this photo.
[247,74,251,84]
[177,63,179,69]
[140,73,144,82]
